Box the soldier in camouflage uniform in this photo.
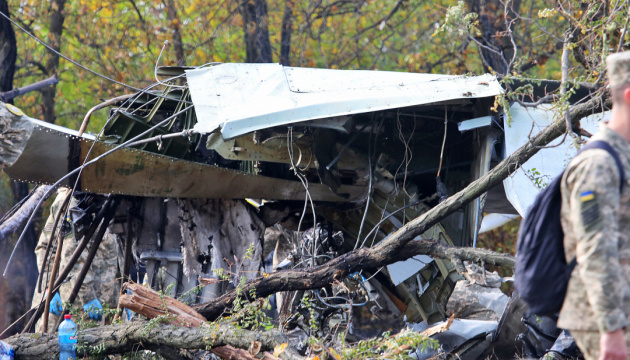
[559,51,630,360]
[31,187,120,333]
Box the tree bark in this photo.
[0,0,39,337]
[163,0,186,66]
[5,321,301,360]
[193,94,610,321]
[279,0,294,66]
[241,0,273,63]
[40,0,66,124]
[0,0,16,96]
[119,283,207,328]
[464,0,522,75]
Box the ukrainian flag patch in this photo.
[580,191,595,202]
[580,190,601,231]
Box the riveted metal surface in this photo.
[78,136,364,201]
[3,118,365,201]
[4,123,72,186]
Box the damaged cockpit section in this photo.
[1,63,545,358]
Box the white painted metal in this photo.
[458,116,493,132]
[186,63,503,139]
[502,104,604,216]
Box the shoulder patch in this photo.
[580,191,601,231]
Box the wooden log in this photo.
[118,282,207,328]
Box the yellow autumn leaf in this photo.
[274,343,288,357]
[329,347,342,360]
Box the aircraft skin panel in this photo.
[186,63,503,139]
[4,118,365,202]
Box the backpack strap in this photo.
[580,140,625,193]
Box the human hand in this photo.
[83,298,103,321]
[49,292,63,316]
[599,329,627,360]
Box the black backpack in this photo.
[514,140,625,316]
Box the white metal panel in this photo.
[186,63,503,139]
[458,116,493,132]
[502,104,605,216]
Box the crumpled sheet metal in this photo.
[3,118,364,201]
[186,63,503,139]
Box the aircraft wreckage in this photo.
[0,63,601,358]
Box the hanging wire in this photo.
[286,127,318,267]
[355,117,385,250]
[437,105,448,178]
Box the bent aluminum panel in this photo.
[4,120,74,185]
[502,104,603,216]
[186,64,503,139]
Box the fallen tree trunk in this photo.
[0,184,50,242]
[5,321,301,360]
[193,95,609,320]
[194,239,515,319]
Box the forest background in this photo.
[0,0,625,344]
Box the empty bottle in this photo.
[58,314,77,360]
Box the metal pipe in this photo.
[0,75,58,103]
[125,129,197,147]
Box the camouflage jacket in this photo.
[558,123,630,333]
[32,188,120,313]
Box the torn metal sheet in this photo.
[503,104,604,216]
[186,63,503,139]
[3,118,364,201]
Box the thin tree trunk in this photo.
[40,0,66,124]
[241,0,273,63]
[163,0,186,66]
[0,0,15,97]
[280,0,294,66]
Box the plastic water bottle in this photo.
[58,314,77,360]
